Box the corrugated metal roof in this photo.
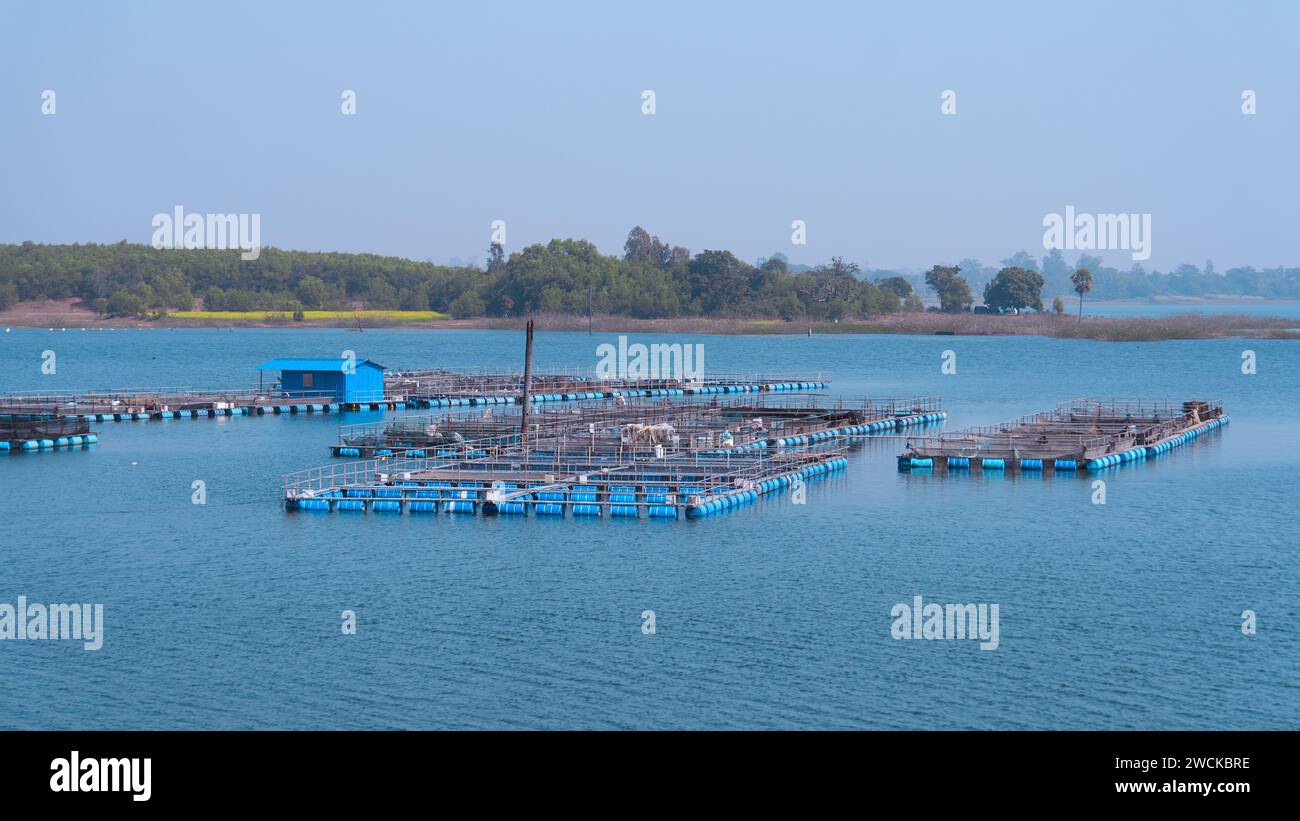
[256,358,386,372]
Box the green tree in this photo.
[983,267,1045,312]
[449,290,486,318]
[876,276,913,300]
[486,242,506,274]
[924,265,973,313]
[365,278,398,309]
[295,275,328,308]
[1001,250,1039,272]
[624,226,656,264]
[1070,267,1094,319]
[106,290,144,317]
[776,293,804,320]
[623,226,682,269]
[12,237,1298,323]
[687,249,752,315]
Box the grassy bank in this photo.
[0,300,1295,340]
[458,311,1300,340]
[167,309,448,324]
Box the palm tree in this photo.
[1070,267,1093,320]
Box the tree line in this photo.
[0,230,908,320]
[1,231,1297,319]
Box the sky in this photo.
[1,0,1298,272]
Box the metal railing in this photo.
[286,433,849,498]
[903,398,1223,460]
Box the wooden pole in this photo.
[520,319,535,450]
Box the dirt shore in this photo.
[1,299,1295,340]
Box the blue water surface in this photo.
[0,327,1296,729]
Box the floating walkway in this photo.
[360,376,829,411]
[330,397,750,458]
[898,399,1227,474]
[0,373,830,423]
[385,367,828,407]
[328,396,945,458]
[0,387,350,422]
[285,436,852,520]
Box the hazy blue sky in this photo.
[2,0,1297,271]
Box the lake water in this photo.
[1086,300,1300,319]
[1,328,1296,729]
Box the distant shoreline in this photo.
[1,299,1296,340]
[1088,295,1300,307]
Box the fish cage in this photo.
[898,398,1227,473]
[0,385,342,419]
[384,366,830,403]
[328,395,945,458]
[284,437,851,520]
[0,412,98,452]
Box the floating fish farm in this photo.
[898,399,1228,474]
[285,440,851,519]
[330,396,753,457]
[0,386,352,421]
[286,394,946,519]
[0,370,828,422]
[0,412,99,453]
[327,395,946,458]
[383,366,828,408]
